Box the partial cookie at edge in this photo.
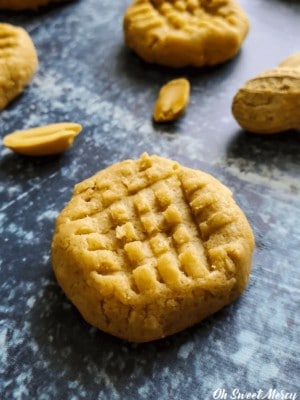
[0,23,38,111]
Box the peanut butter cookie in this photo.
[123,0,250,68]
[0,23,38,111]
[52,153,255,342]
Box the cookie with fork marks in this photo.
[123,0,249,68]
[52,153,255,342]
[0,23,38,111]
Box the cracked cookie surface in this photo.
[0,23,38,111]
[123,0,250,67]
[52,153,255,342]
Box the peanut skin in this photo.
[232,53,300,134]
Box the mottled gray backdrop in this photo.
[0,0,299,399]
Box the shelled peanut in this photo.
[153,78,190,123]
[2,123,82,156]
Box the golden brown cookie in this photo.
[0,0,67,10]
[123,0,250,68]
[52,153,255,342]
[0,23,38,111]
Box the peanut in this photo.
[232,52,300,134]
[153,78,190,122]
[2,122,82,156]
[278,52,300,69]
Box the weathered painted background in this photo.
[0,0,299,398]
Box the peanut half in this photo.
[153,78,190,122]
[232,52,300,134]
[2,122,82,156]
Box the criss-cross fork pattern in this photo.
[0,25,18,57]
[66,154,238,300]
[125,0,239,35]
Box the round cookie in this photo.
[0,0,67,9]
[0,23,38,111]
[52,153,255,342]
[123,0,250,68]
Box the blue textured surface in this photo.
[0,1,299,399]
